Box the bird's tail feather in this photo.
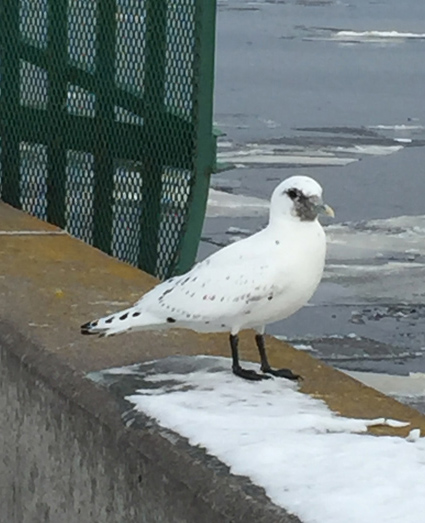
[80,305,160,337]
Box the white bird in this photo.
[81,175,334,381]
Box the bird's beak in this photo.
[316,203,335,218]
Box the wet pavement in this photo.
[201,0,425,409]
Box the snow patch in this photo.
[124,356,425,523]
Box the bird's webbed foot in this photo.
[261,366,301,381]
[232,365,271,381]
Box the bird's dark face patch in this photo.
[285,188,320,221]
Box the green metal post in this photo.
[92,0,116,253]
[46,0,68,227]
[174,0,217,274]
[138,0,167,275]
[0,0,21,207]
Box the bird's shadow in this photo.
[86,355,294,427]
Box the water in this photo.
[203,0,425,403]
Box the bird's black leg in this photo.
[255,334,301,380]
[230,334,270,381]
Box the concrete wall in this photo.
[0,322,294,523]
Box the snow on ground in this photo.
[123,356,425,523]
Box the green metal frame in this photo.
[176,0,217,273]
[0,0,217,278]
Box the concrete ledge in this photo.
[1,321,296,523]
[1,202,425,522]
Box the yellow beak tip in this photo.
[324,205,335,218]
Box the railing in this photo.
[0,0,217,278]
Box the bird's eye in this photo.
[287,189,299,200]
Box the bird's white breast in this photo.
[240,219,326,329]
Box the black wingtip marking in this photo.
[167,317,176,323]
[81,321,97,335]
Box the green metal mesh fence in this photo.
[0,0,217,279]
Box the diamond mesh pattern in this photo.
[111,160,144,266]
[0,0,216,278]
[116,1,146,96]
[157,167,191,278]
[20,61,48,109]
[20,142,48,219]
[20,0,48,47]
[68,0,97,71]
[165,1,195,115]
[65,150,95,244]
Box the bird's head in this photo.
[270,175,334,224]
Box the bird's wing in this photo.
[137,232,287,326]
